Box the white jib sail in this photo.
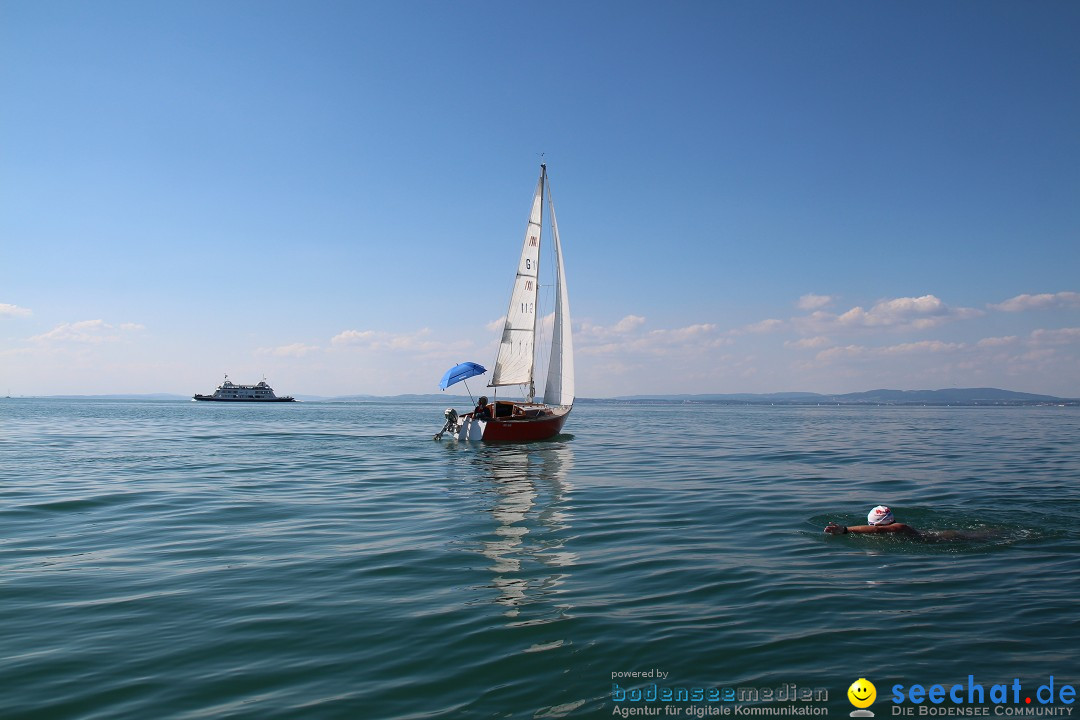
[542,178,574,407]
[490,169,544,391]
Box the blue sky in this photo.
[2,1,1078,397]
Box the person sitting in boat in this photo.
[473,396,492,421]
[824,505,920,537]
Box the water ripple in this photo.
[0,400,1077,718]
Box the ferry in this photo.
[193,376,295,402]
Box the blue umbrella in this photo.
[439,362,487,391]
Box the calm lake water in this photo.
[1,399,1078,719]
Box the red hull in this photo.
[480,405,571,442]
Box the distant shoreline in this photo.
[6,387,1078,407]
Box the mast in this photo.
[528,164,546,402]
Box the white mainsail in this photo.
[490,170,544,394]
[542,178,575,407]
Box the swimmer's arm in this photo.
[824,523,920,536]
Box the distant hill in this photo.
[825,388,1066,404]
[26,393,192,400]
[608,388,1076,406]
[24,388,1076,406]
[313,393,473,403]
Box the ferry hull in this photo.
[193,395,295,402]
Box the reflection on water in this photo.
[469,443,576,622]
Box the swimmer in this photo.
[825,505,920,537]
[825,506,1001,542]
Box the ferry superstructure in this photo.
[193,376,295,402]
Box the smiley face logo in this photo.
[848,678,876,715]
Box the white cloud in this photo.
[976,336,1018,348]
[330,327,448,353]
[577,316,730,357]
[815,344,866,362]
[796,294,832,311]
[1,303,32,318]
[613,315,646,333]
[796,295,982,333]
[651,323,718,341]
[839,295,980,329]
[878,340,964,355]
[815,339,964,364]
[1030,327,1080,346]
[578,315,648,341]
[1019,348,1056,362]
[785,336,831,349]
[30,319,143,344]
[991,291,1080,312]
[739,318,784,334]
[331,329,377,346]
[257,343,320,357]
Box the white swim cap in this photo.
[868,506,895,525]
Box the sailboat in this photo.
[440,163,574,442]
